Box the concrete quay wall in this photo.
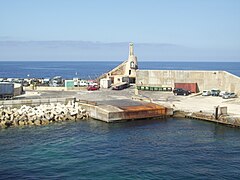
[78,100,172,123]
[78,102,108,122]
[174,110,240,127]
[136,70,240,95]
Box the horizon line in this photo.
[0,60,240,62]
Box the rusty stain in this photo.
[117,103,167,119]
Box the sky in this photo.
[0,0,240,61]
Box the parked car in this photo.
[22,81,30,87]
[173,88,191,96]
[79,80,88,86]
[87,85,99,91]
[202,90,211,96]
[87,80,98,87]
[211,89,220,96]
[219,91,227,97]
[112,82,130,90]
[222,92,237,99]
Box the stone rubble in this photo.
[0,101,89,128]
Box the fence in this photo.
[0,97,76,108]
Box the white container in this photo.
[100,79,111,89]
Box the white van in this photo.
[202,90,211,96]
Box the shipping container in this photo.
[65,80,74,88]
[174,83,198,93]
[0,82,14,99]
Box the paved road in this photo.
[16,86,240,116]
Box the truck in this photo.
[0,82,14,99]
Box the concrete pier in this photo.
[180,111,240,127]
[78,99,173,122]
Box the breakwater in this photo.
[136,70,240,96]
[0,101,89,128]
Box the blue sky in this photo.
[0,0,240,61]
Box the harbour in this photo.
[1,0,240,179]
[1,43,240,127]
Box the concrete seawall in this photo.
[136,70,240,95]
[174,110,240,127]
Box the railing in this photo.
[78,99,98,106]
[0,97,76,108]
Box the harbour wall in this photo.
[136,70,240,95]
[174,110,240,127]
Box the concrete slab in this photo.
[97,99,145,107]
[79,99,172,123]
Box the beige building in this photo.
[99,42,138,84]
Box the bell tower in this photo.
[124,42,138,83]
[129,42,134,57]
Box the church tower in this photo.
[129,42,134,56]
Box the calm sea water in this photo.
[0,61,240,79]
[0,118,240,179]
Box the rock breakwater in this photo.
[0,101,89,128]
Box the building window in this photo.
[130,61,135,69]
[129,70,131,75]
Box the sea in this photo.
[0,61,240,179]
[0,61,240,79]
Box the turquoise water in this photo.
[0,118,240,179]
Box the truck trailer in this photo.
[0,82,14,99]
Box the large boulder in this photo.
[34,120,41,126]
[18,120,25,126]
